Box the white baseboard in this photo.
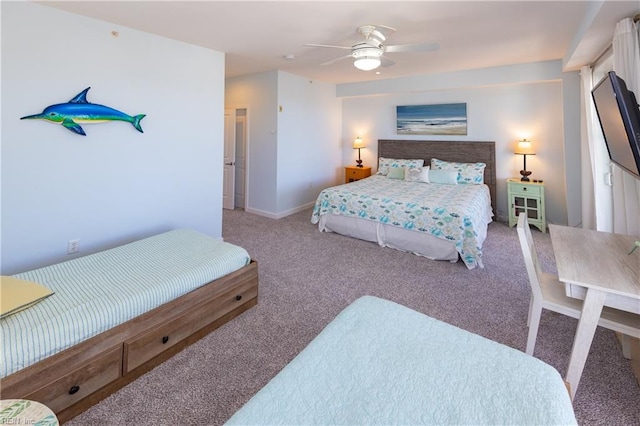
[245,201,315,219]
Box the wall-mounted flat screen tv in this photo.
[591,71,640,180]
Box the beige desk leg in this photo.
[565,287,607,400]
[620,334,632,359]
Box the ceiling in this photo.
[41,1,640,85]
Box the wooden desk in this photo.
[549,224,640,400]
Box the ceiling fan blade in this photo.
[385,42,440,53]
[359,24,396,42]
[321,54,353,66]
[374,24,397,39]
[380,56,396,68]
[305,43,352,50]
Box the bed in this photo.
[0,229,259,423]
[226,295,577,425]
[311,140,496,269]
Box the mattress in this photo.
[226,296,577,425]
[1,229,251,378]
[311,175,493,269]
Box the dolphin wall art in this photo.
[20,87,146,136]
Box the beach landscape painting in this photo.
[397,103,467,135]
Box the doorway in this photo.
[223,107,248,210]
[234,109,247,209]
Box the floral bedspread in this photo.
[311,175,493,268]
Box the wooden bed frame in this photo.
[0,260,258,423]
[378,140,497,211]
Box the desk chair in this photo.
[516,213,640,356]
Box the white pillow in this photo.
[431,158,486,184]
[404,166,430,183]
[428,169,459,185]
[377,158,425,176]
[387,167,405,179]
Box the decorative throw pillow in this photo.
[1,276,54,319]
[431,158,486,184]
[428,169,459,185]
[387,167,405,179]
[377,158,425,176]
[404,166,430,183]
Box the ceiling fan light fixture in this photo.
[352,46,383,71]
[307,24,437,72]
[354,56,381,71]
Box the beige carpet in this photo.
[67,209,640,425]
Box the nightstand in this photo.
[507,178,546,232]
[345,166,371,183]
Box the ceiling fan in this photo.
[305,24,439,71]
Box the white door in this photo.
[223,108,236,210]
[234,110,247,209]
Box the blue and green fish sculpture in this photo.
[21,87,146,136]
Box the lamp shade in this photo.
[515,139,535,155]
[353,137,366,149]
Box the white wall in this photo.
[226,71,342,218]
[276,72,342,214]
[226,71,279,214]
[338,61,573,225]
[1,3,225,274]
[561,72,582,227]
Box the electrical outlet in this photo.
[67,239,80,254]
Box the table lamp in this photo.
[515,139,535,181]
[353,137,366,168]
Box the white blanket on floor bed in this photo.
[226,296,576,425]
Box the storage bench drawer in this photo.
[124,278,258,373]
[24,346,122,413]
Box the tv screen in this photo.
[591,71,640,179]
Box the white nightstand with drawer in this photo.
[507,178,546,232]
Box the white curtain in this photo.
[580,65,614,231]
[612,17,640,236]
[579,66,596,230]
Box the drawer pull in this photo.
[69,385,80,395]
[236,295,242,301]
[523,187,527,191]
[162,336,169,344]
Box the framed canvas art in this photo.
[396,103,467,135]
